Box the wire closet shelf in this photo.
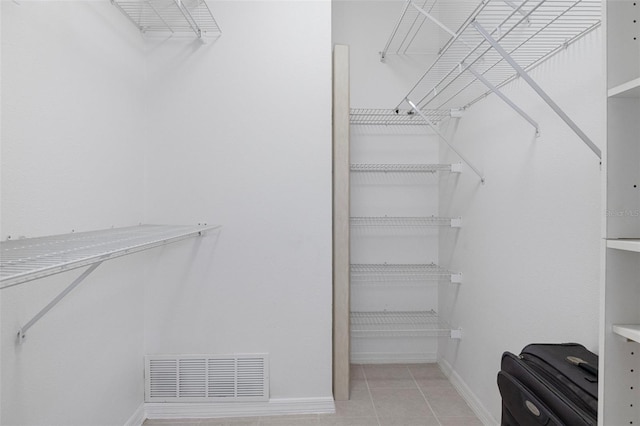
[111,0,221,37]
[351,163,455,173]
[351,263,461,284]
[350,216,461,227]
[383,0,600,112]
[350,108,452,126]
[351,310,453,337]
[0,224,219,289]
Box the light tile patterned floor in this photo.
[143,364,483,426]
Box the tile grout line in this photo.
[407,366,443,426]
[361,366,383,426]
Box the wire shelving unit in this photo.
[351,263,462,284]
[350,108,451,125]
[0,224,218,289]
[350,163,461,173]
[111,0,221,38]
[1,224,219,340]
[351,310,460,338]
[387,0,601,112]
[350,216,461,228]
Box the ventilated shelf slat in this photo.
[350,163,455,173]
[351,263,461,284]
[350,216,461,227]
[112,0,221,37]
[350,108,451,125]
[387,0,600,111]
[351,310,452,337]
[0,224,219,289]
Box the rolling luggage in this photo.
[497,343,598,426]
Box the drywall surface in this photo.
[1,1,148,425]
[437,29,604,423]
[143,1,333,400]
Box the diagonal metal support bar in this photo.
[406,98,485,183]
[380,0,412,61]
[472,21,601,159]
[410,1,457,37]
[18,262,102,341]
[466,64,540,136]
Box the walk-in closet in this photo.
[1,0,638,425]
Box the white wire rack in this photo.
[111,0,221,38]
[350,216,461,227]
[393,0,601,111]
[0,224,219,289]
[351,263,462,284]
[350,163,457,173]
[351,310,455,337]
[381,0,486,59]
[350,108,452,125]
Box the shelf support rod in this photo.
[18,262,102,342]
[466,64,540,136]
[472,21,602,160]
[410,1,456,37]
[380,0,412,61]
[173,0,202,38]
[406,98,485,184]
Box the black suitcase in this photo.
[497,343,598,426]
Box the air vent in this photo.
[145,354,269,402]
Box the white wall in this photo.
[2,1,334,423]
[1,1,148,425]
[437,29,604,424]
[142,1,333,401]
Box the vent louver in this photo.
[145,354,269,402]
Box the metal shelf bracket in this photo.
[407,98,486,184]
[472,20,601,159]
[18,263,102,342]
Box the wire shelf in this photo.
[0,224,219,289]
[351,310,452,337]
[350,163,454,173]
[111,0,221,37]
[350,108,451,125]
[350,216,461,227]
[388,0,600,111]
[351,263,461,284]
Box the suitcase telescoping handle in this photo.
[566,356,598,377]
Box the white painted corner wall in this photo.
[1,1,333,425]
[437,29,603,424]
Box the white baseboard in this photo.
[438,359,498,426]
[351,352,437,364]
[145,397,335,420]
[124,403,146,426]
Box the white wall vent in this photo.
[145,354,269,402]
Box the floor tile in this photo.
[350,365,366,380]
[364,365,416,389]
[406,364,447,380]
[437,417,484,426]
[144,420,201,425]
[377,417,440,426]
[334,397,377,418]
[200,420,260,426]
[421,388,476,418]
[318,416,379,425]
[370,388,434,418]
[363,365,412,380]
